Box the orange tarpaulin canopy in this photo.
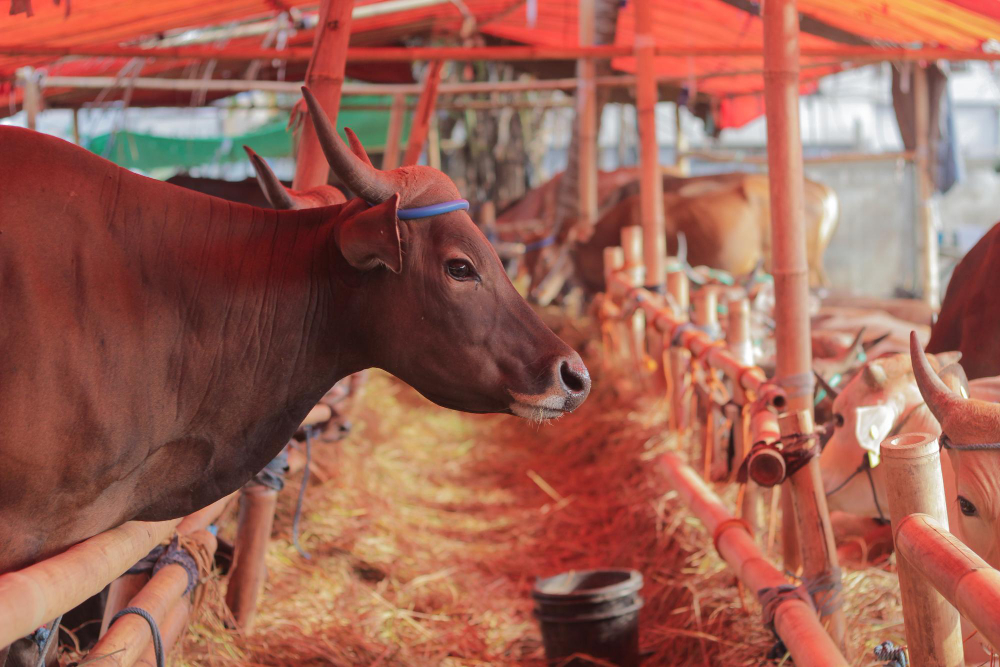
[2,0,999,127]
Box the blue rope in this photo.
[32,614,62,667]
[110,607,164,667]
[396,199,469,220]
[292,427,315,560]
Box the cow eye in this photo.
[834,413,845,428]
[445,259,475,281]
[958,495,978,517]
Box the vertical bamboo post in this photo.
[382,92,407,170]
[100,574,150,636]
[728,297,759,524]
[913,65,940,310]
[603,246,627,362]
[576,0,599,240]
[71,108,81,145]
[292,0,355,190]
[666,269,691,431]
[763,0,842,642]
[621,225,647,370]
[225,485,278,633]
[633,0,666,290]
[674,102,690,176]
[402,61,444,167]
[427,109,441,170]
[882,433,964,667]
[22,67,39,131]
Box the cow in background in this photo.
[927,220,1000,380]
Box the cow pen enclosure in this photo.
[5,0,1000,666]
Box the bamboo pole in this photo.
[9,44,1000,63]
[621,226,647,368]
[882,433,964,666]
[0,520,181,647]
[727,298,753,367]
[426,111,441,170]
[382,92,407,170]
[913,65,940,310]
[763,0,841,638]
[659,454,849,667]
[633,0,666,289]
[23,67,39,131]
[134,597,192,667]
[100,494,233,636]
[225,485,279,632]
[71,107,80,144]
[292,0,355,190]
[895,513,1000,653]
[88,530,218,666]
[674,102,690,176]
[576,0,599,241]
[402,61,444,167]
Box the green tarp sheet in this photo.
[84,97,410,172]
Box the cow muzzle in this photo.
[509,353,591,420]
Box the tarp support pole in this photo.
[762,0,844,646]
[402,61,444,167]
[633,0,666,290]
[674,102,690,176]
[913,65,940,310]
[292,0,355,190]
[23,67,39,131]
[577,0,599,240]
[382,92,407,170]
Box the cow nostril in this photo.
[560,360,586,394]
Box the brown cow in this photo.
[926,221,1000,380]
[0,88,589,578]
[498,171,838,297]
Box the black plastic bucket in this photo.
[532,569,644,666]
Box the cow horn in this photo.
[846,327,866,361]
[814,370,840,401]
[862,331,891,353]
[862,362,888,389]
[244,146,296,210]
[301,87,396,203]
[343,127,374,168]
[909,330,964,427]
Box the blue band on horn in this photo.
[396,199,470,220]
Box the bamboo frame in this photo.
[6,44,1000,63]
[292,0,354,190]
[382,92,407,170]
[762,0,842,642]
[913,65,940,310]
[576,0,599,241]
[225,485,280,632]
[895,513,1000,653]
[659,454,849,667]
[402,61,443,167]
[882,433,964,666]
[633,0,667,289]
[88,530,218,666]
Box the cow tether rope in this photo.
[32,615,62,667]
[109,607,164,667]
[291,426,317,560]
[940,433,1000,451]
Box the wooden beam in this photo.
[382,92,406,170]
[633,0,666,289]
[402,61,444,167]
[763,0,843,646]
[6,44,1000,62]
[293,0,355,190]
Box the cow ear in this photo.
[335,194,402,273]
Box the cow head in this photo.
[819,352,956,517]
[303,88,590,418]
[244,145,347,210]
[911,332,1000,568]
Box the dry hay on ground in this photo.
[170,339,907,665]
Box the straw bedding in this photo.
[169,315,907,666]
